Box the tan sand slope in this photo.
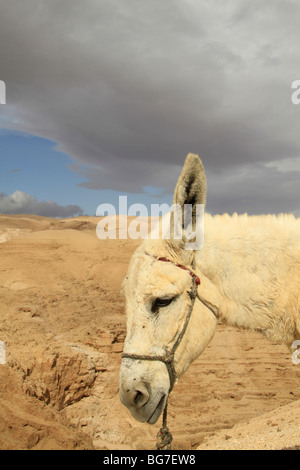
[198,399,300,450]
[0,214,300,450]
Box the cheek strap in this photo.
[122,276,198,393]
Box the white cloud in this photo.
[0,191,83,218]
[265,157,300,173]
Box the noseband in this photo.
[122,255,218,393]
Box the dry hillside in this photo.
[1,214,300,450]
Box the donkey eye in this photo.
[151,297,175,313]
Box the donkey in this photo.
[119,153,300,426]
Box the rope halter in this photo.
[122,254,219,449]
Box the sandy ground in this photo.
[1,214,300,450]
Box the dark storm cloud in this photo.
[206,159,300,216]
[0,0,300,214]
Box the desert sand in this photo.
[1,214,300,450]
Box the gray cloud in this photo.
[0,0,300,214]
[206,160,300,216]
[0,191,83,218]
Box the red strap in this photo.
[157,257,201,285]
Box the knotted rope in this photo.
[156,402,173,450]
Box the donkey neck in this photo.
[194,213,299,343]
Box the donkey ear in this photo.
[172,154,206,247]
[173,153,207,210]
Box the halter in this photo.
[121,254,219,449]
[122,256,200,393]
[122,256,218,386]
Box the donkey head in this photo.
[119,154,218,424]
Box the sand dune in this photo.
[0,214,300,450]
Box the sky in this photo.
[0,0,300,217]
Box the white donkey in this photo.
[119,153,300,429]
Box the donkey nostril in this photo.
[133,385,149,408]
[134,390,144,405]
[120,382,150,409]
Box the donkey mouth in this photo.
[147,394,167,424]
